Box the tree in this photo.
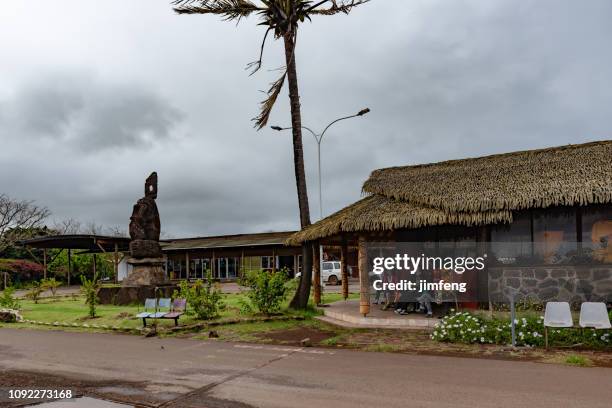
[0,194,50,252]
[172,0,369,308]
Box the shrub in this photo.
[25,281,44,304]
[41,278,61,298]
[0,259,44,283]
[239,269,288,316]
[0,286,20,309]
[173,272,224,320]
[431,310,611,348]
[80,274,100,318]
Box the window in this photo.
[215,257,240,279]
[243,256,262,273]
[582,205,612,263]
[262,256,275,272]
[189,258,211,280]
[216,258,227,279]
[322,262,334,271]
[169,259,186,280]
[227,257,238,279]
[533,207,577,264]
[491,211,532,263]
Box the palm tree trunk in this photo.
[283,30,313,310]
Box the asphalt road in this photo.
[0,328,611,408]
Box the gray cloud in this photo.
[0,0,610,237]
[2,72,182,151]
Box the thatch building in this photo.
[287,141,612,315]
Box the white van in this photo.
[295,261,342,285]
[321,261,341,285]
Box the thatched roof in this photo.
[287,140,612,245]
[286,195,512,245]
[363,140,612,213]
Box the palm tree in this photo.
[172,0,369,308]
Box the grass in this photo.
[0,291,334,333]
[564,354,593,367]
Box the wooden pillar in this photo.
[113,243,119,284]
[93,253,97,278]
[272,248,276,273]
[67,249,72,286]
[358,234,370,317]
[313,242,321,305]
[240,250,245,278]
[185,252,190,280]
[341,236,349,301]
[43,248,47,280]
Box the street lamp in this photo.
[271,108,370,220]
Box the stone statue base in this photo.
[129,240,162,258]
[123,257,167,287]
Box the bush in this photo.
[25,281,44,304]
[80,274,100,318]
[0,286,20,309]
[173,272,224,320]
[431,310,611,348]
[41,278,61,298]
[239,269,289,316]
[0,259,44,283]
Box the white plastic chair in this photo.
[579,302,611,329]
[543,302,573,348]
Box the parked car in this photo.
[295,261,342,285]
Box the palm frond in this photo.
[172,0,263,22]
[246,27,273,75]
[253,69,287,129]
[309,0,369,15]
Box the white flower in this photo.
[480,337,485,343]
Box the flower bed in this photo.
[431,311,610,348]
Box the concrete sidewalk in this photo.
[1,328,611,408]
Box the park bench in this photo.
[137,298,187,327]
[162,298,187,326]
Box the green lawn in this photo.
[2,291,356,332]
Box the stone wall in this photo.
[488,266,612,304]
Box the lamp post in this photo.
[272,108,370,220]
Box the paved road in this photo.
[1,329,610,408]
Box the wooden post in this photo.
[341,236,349,301]
[67,249,72,286]
[43,248,47,280]
[358,235,370,317]
[93,253,97,278]
[313,242,321,305]
[113,243,119,284]
[272,248,276,273]
[240,250,245,278]
[185,252,190,280]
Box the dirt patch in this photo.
[254,326,335,346]
[0,369,158,407]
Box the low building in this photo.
[163,231,302,280]
[287,140,612,315]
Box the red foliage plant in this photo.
[0,259,44,281]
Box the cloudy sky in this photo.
[0,0,610,238]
